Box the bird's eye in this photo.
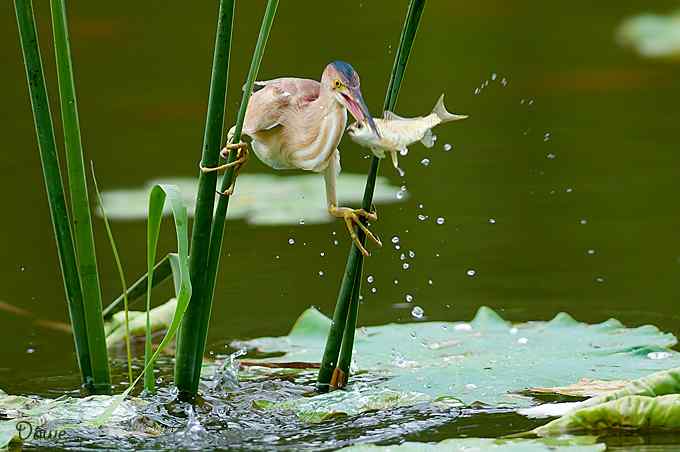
[357,123,363,129]
[333,79,342,89]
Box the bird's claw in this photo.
[329,205,382,256]
[199,141,250,197]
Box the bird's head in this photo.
[322,61,379,136]
[346,120,376,146]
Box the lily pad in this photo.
[618,11,680,59]
[341,437,605,452]
[233,307,680,419]
[99,174,405,225]
[528,378,630,398]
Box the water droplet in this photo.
[288,238,295,245]
[517,337,529,345]
[391,236,400,244]
[580,219,588,225]
[411,306,424,319]
[546,153,556,160]
[393,279,399,285]
[488,218,496,224]
[408,250,416,258]
[436,217,445,225]
[405,294,414,303]
[428,279,433,285]
[299,218,305,225]
[491,73,497,81]
[420,158,430,166]
[19,266,25,272]
[466,269,476,277]
[474,87,481,95]
[543,132,551,141]
[402,262,410,270]
[26,347,35,354]
[370,287,377,294]
[396,191,405,200]
[509,327,518,335]
[648,351,672,360]
[587,249,596,255]
[367,275,375,284]
[418,203,424,209]
[417,214,428,221]
[443,143,452,152]
[500,77,508,86]
[333,240,339,246]
[409,331,417,339]
[275,255,280,259]
[595,276,605,283]
[400,253,406,260]
[399,148,409,156]
[566,187,573,193]
[465,383,477,390]
[320,252,325,257]
[318,271,324,277]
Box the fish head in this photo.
[323,61,379,136]
[346,120,377,147]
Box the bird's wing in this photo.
[243,78,320,134]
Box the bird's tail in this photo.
[432,94,468,123]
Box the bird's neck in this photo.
[314,88,343,117]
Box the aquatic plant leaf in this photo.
[105,298,177,348]
[534,394,680,435]
[618,11,680,59]
[0,421,20,449]
[232,307,680,419]
[341,436,605,451]
[522,366,680,419]
[98,174,406,225]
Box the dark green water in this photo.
[2,0,680,449]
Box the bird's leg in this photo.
[199,127,250,196]
[324,151,381,256]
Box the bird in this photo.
[202,61,382,256]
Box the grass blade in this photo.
[146,185,192,393]
[174,0,235,400]
[13,0,93,387]
[318,0,427,390]
[102,254,175,319]
[93,184,192,424]
[50,0,110,392]
[91,164,132,385]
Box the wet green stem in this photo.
[318,0,427,391]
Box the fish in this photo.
[346,94,468,171]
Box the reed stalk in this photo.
[49,0,111,393]
[175,0,279,401]
[318,0,427,390]
[174,0,236,400]
[13,0,94,387]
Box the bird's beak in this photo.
[344,86,379,137]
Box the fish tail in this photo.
[432,94,469,123]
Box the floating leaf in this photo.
[99,174,406,224]
[534,394,680,435]
[341,436,605,451]
[618,11,680,59]
[232,307,680,419]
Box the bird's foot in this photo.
[328,205,381,256]
[199,142,250,196]
[330,368,348,389]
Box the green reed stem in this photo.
[13,0,94,387]
[50,0,111,393]
[175,0,279,401]
[174,0,236,400]
[318,0,427,390]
